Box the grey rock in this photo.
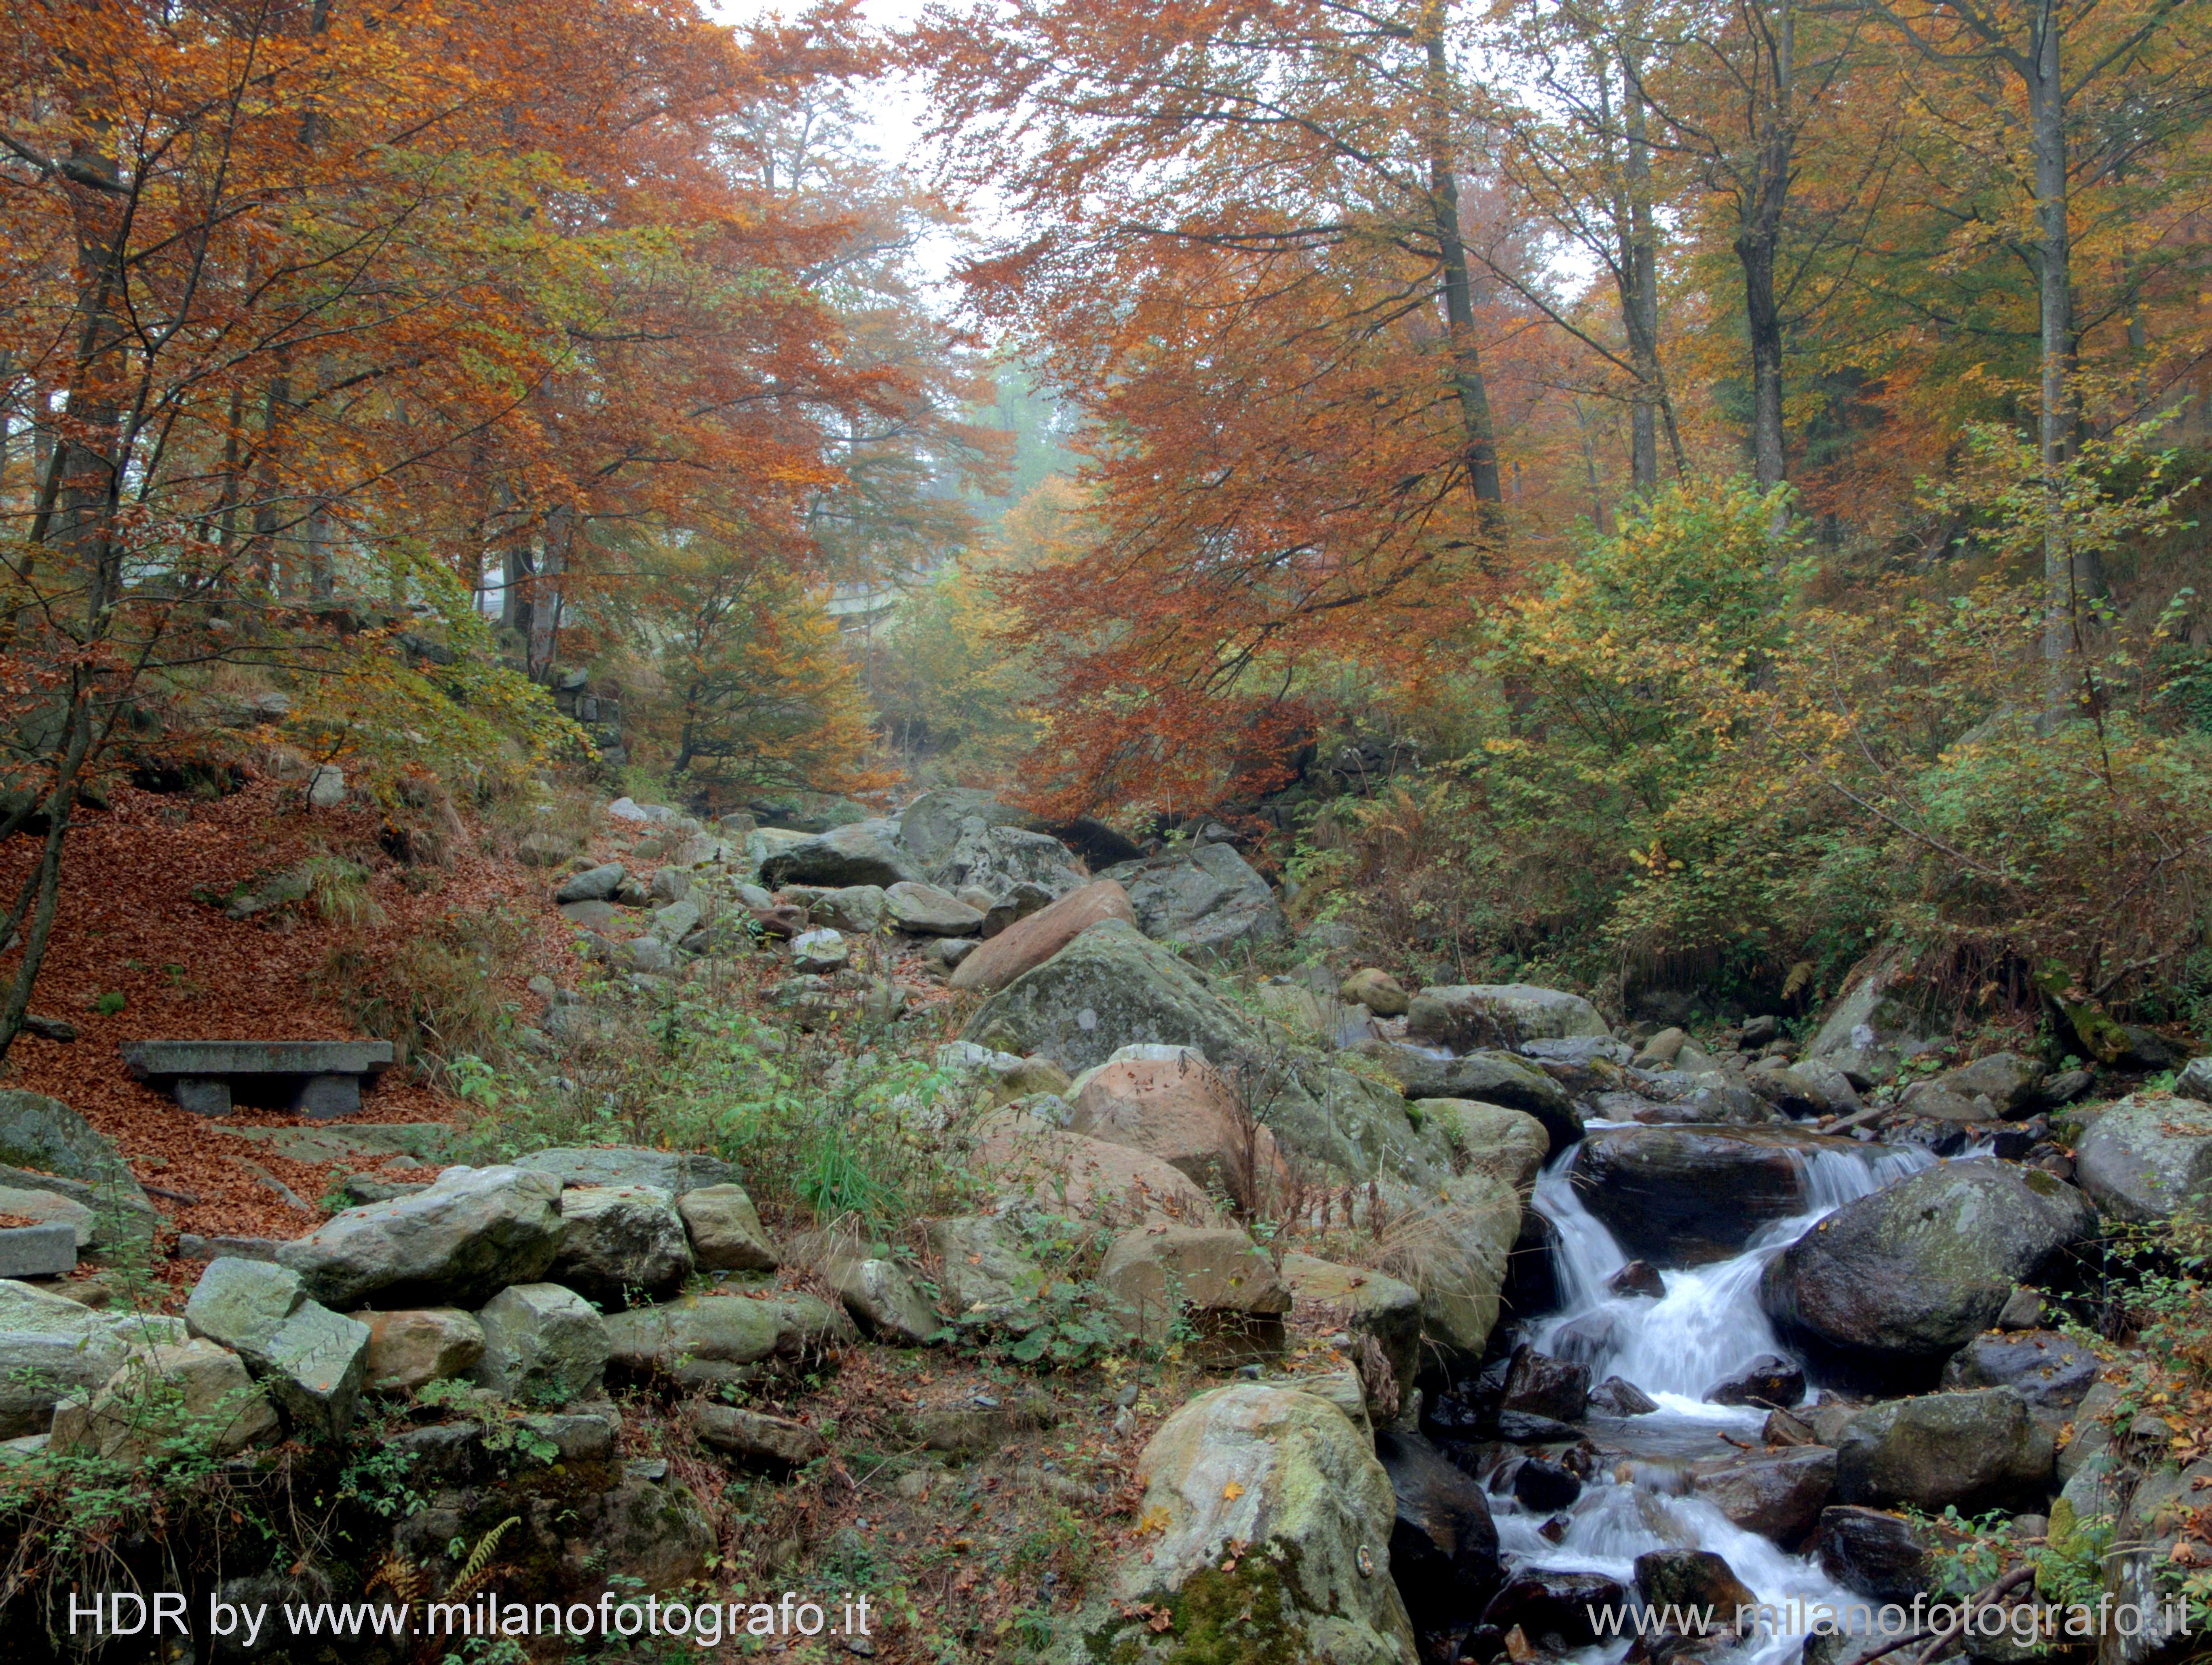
[649,868,692,904]
[897,788,1037,873]
[1407,983,1610,1047]
[307,764,346,809]
[927,1215,1048,1321]
[677,1184,777,1272]
[1834,1388,2055,1513]
[473,1283,610,1404]
[556,863,627,904]
[694,1402,825,1467]
[884,881,985,936]
[1761,1161,2094,1372]
[1939,1330,2098,1424]
[355,1307,485,1392]
[1934,1052,2045,1113]
[0,1222,74,1277]
[758,819,923,889]
[2073,1092,2212,1222]
[2179,1056,2212,1104]
[1693,1447,1836,1547]
[183,1256,369,1438]
[512,1147,737,1194]
[551,1184,694,1307]
[0,1091,152,1243]
[603,1292,852,1389]
[276,1165,565,1309]
[646,897,701,944]
[616,934,673,974]
[1376,1428,1502,1635]
[1353,1042,1582,1152]
[811,884,887,933]
[55,1339,278,1461]
[933,819,1084,909]
[791,928,848,973]
[1805,947,1938,1061]
[1813,1506,1928,1604]
[825,1256,939,1345]
[1100,842,1286,955]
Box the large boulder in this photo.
[976,1108,1224,1225]
[603,1292,851,1389]
[1353,1043,1581,1152]
[0,1090,155,1246]
[54,1340,278,1462]
[1805,945,1937,1064]
[1406,984,1610,1048]
[2073,1092,2212,1223]
[1813,1506,1928,1604]
[896,788,1036,873]
[935,821,1085,917]
[962,918,1263,1073]
[1393,1173,1521,1359]
[1067,1052,1284,1199]
[1572,1125,1885,1264]
[1278,1254,1422,1413]
[949,879,1137,993]
[549,1184,694,1307]
[0,1281,186,1436]
[1833,1388,2055,1514]
[1066,1383,1416,1665]
[927,1215,1051,1323]
[1759,1161,2095,1375]
[276,1165,566,1309]
[1426,1102,1549,1189]
[355,1308,485,1392]
[676,1184,777,1272]
[472,1284,610,1404]
[1100,843,1287,955]
[1376,1429,1503,1638]
[511,1146,736,1195]
[184,1257,370,1439]
[884,881,985,936]
[1099,1226,1290,1349]
[1691,1446,1836,1547]
[758,819,923,889]
[1938,1330,2098,1425]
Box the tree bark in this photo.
[2028,1,2080,683]
[1621,47,1665,491]
[1419,0,1505,529]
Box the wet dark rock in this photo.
[1502,1208,1562,1321]
[1633,1549,1756,1631]
[1496,1410,1581,1444]
[1572,1125,1888,1264]
[1938,1330,2097,1425]
[1548,1311,1619,1372]
[1378,1428,1504,1636]
[1480,1572,1630,1651]
[1513,1457,1583,1512]
[1691,1446,1836,1548]
[1608,1260,1667,1299]
[1703,1354,1805,1409]
[1813,1505,1928,1604]
[1503,1343,1589,1423]
[1834,1387,2055,1514]
[1590,1375,1661,1417]
[1759,1162,2095,1381]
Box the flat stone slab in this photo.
[0,1222,76,1278]
[122,1040,395,1081]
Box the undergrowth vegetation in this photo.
[1291,469,2212,1039]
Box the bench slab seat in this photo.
[120,1039,396,1119]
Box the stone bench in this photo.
[120,1040,396,1119]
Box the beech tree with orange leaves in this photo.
[907,0,1560,816]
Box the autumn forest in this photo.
[0,0,2210,1054]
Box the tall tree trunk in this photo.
[1732,0,1794,495]
[2028,2,2081,686]
[1419,0,1505,530]
[526,505,570,681]
[1620,48,1666,491]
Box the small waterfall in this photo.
[1528,1130,1932,1404]
[1478,1124,1939,1663]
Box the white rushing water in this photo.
[1486,1125,1940,1663]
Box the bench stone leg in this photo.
[174,1077,232,1116]
[295,1073,360,1119]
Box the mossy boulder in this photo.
[1060,1382,1414,1665]
[2072,1092,2212,1223]
[1760,1161,2094,1379]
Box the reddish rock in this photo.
[1066,1052,1286,1200]
[974,1109,1221,1227]
[949,880,1136,993]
